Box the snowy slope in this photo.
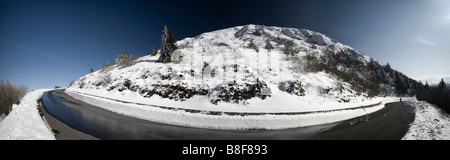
[0,89,55,140]
[69,24,388,112]
[0,115,6,122]
[65,24,408,130]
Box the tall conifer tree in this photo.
[158,25,177,63]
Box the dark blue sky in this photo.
[1,0,449,91]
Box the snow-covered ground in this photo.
[0,89,55,140]
[402,98,450,140]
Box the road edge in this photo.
[65,89,386,130]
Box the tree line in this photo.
[416,79,450,113]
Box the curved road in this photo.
[40,89,415,140]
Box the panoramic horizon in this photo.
[1,0,450,91]
[2,0,450,144]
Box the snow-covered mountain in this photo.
[69,24,418,110]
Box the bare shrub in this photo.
[69,80,75,87]
[0,79,28,115]
[283,41,298,56]
[78,77,87,89]
[279,80,305,96]
[116,51,137,68]
[97,73,112,87]
[101,61,116,73]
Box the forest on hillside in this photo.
[416,79,450,114]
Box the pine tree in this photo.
[394,71,407,95]
[265,39,272,76]
[265,39,273,52]
[438,78,447,91]
[157,25,177,63]
[151,46,158,56]
[116,50,128,64]
[416,82,425,100]
[420,81,431,101]
[116,50,135,68]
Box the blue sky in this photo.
[1,0,449,91]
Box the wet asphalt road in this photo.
[310,101,415,140]
[41,89,414,140]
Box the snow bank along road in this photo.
[0,89,55,140]
[37,89,414,139]
[65,89,387,130]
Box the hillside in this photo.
[68,24,417,112]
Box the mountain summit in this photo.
[70,24,418,110]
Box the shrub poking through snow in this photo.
[279,80,305,96]
[265,39,273,52]
[116,50,136,68]
[0,79,27,116]
[210,80,271,105]
[138,83,197,101]
[151,46,158,56]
